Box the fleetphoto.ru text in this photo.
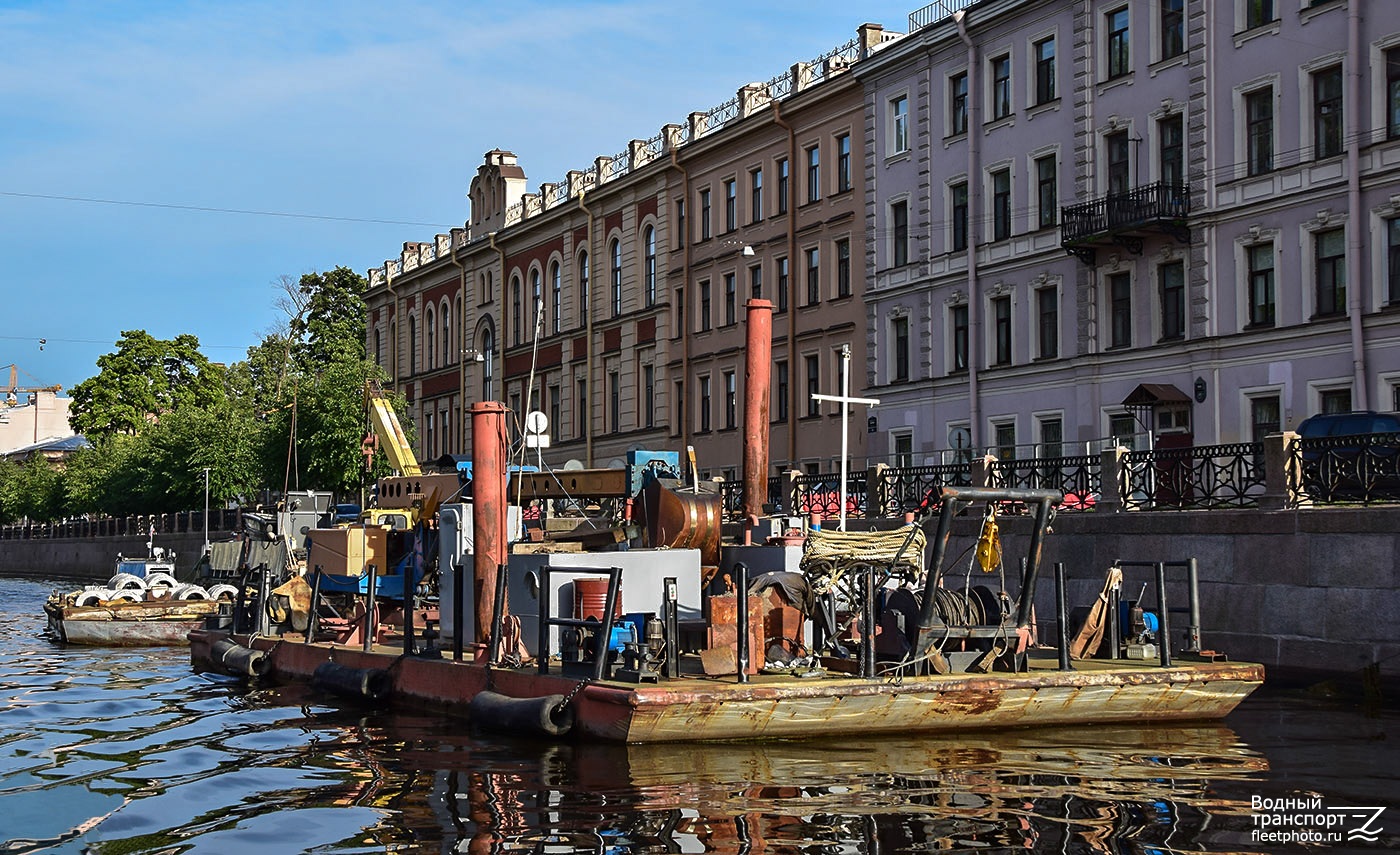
[1251,795,1384,845]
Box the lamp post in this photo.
[202,467,211,554]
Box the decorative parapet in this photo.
[451,227,469,250]
[907,0,976,32]
[522,193,542,218]
[739,83,770,118]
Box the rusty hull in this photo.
[190,629,1262,743]
[50,599,222,646]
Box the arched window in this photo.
[511,276,522,345]
[480,327,495,401]
[531,268,543,336]
[439,302,450,366]
[610,238,622,317]
[408,315,418,375]
[643,225,656,306]
[577,250,589,321]
[425,307,436,370]
[550,261,562,334]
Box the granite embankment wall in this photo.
[4,509,1397,686]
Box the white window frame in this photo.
[888,92,910,156]
[1232,74,1281,181]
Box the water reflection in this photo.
[0,578,1314,854]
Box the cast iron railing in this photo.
[1290,432,1400,506]
[1120,442,1265,510]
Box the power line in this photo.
[0,190,456,229]
[0,334,249,351]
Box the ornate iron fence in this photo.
[988,455,1100,510]
[876,463,973,517]
[0,509,243,540]
[1121,442,1265,510]
[792,472,868,519]
[1290,432,1400,506]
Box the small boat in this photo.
[44,545,234,647]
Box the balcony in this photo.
[1061,181,1191,265]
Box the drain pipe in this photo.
[954,9,982,450]
[576,190,597,467]
[1345,0,1368,409]
[488,231,507,408]
[772,99,799,462]
[449,232,468,448]
[668,143,691,456]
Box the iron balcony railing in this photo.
[1061,181,1190,245]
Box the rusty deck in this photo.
[189,629,1263,743]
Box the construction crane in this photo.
[2,364,62,406]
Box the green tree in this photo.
[68,331,225,440]
[0,457,20,523]
[1,456,67,522]
[290,267,368,371]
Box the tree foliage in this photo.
[68,331,225,440]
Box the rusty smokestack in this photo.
[470,400,509,644]
[742,299,775,522]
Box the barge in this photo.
[191,301,1262,741]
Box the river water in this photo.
[2,575,1397,854]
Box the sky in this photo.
[0,0,921,393]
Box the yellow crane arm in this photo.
[367,395,421,476]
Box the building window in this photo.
[1107,131,1130,195]
[724,179,737,232]
[548,385,561,439]
[1248,243,1275,326]
[1250,396,1280,441]
[1159,260,1185,341]
[374,328,381,368]
[952,305,969,371]
[576,378,587,437]
[776,158,788,214]
[836,134,851,192]
[1313,65,1343,160]
[1245,0,1275,30]
[805,355,820,416]
[642,365,654,429]
[1109,272,1132,348]
[806,145,821,203]
[1315,228,1346,316]
[836,239,851,298]
[1161,0,1184,60]
[529,271,542,337]
[442,306,451,366]
[750,168,763,223]
[805,247,820,305]
[993,295,1012,365]
[426,307,436,370]
[724,370,737,429]
[950,72,968,135]
[776,256,789,312]
[1037,287,1058,359]
[1388,218,1400,305]
[724,273,736,326]
[1106,7,1130,79]
[673,379,683,435]
[700,188,712,240]
[642,228,656,307]
[893,431,914,468]
[550,262,562,333]
[699,280,711,331]
[1388,48,1400,140]
[750,264,763,300]
[892,316,910,382]
[675,198,686,249]
[951,182,968,251]
[574,256,590,333]
[991,54,1011,120]
[510,276,523,344]
[775,360,789,422]
[994,422,1017,461]
[1246,88,1273,175]
[609,238,622,317]
[1321,388,1351,414]
[425,412,435,459]
[891,201,908,267]
[481,328,495,401]
[1034,37,1056,104]
[992,168,1011,241]
[1159,115,1184,188]
[1036,154,1057,228]
[890,96,909,154]
[698,376,711,432]
[609,371,620,433]
[1038,417,1064,458]
[673,287,684,338]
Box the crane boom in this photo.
[366,390,421,476]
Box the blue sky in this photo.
[0,0,919,392]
